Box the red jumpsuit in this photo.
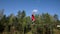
[32,14,35,22]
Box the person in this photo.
[31,13,35,25]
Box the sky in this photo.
[0,0,60,19]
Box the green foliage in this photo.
[0,9,60,34]
[21,10,26,19]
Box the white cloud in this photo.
[32,9,38,13]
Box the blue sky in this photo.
[0,0,60,19]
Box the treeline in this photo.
[0,9,60,34]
